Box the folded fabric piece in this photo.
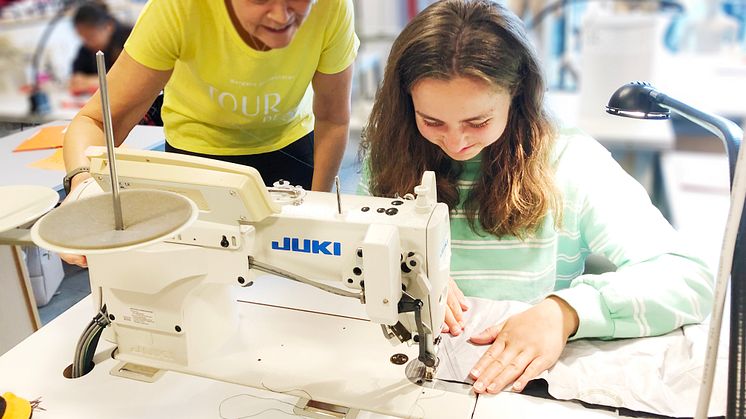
[13,126,66,152]
[436,297,728,418]
[436,297,544,386]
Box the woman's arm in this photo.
[63,51,172,192]
[310,65,353,192]
[466,135,713,394]
[552,138,714,340]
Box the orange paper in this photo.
[13,125,67,152]
[27,149,65,171]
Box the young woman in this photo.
[360,0,713,395]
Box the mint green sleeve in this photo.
[552,137,714,340]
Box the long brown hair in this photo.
[360,0,560,238]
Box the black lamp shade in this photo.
[605,82,670,120]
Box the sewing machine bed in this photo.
[109,276,477,419]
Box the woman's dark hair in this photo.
[73,1,114,27]
[361,0,561,238]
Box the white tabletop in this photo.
[655,53,746,120]
[0,185,57,233]
[661,151,731,270]
[0,294,626,419]
[0,91,81,124]
[0,121,166,191]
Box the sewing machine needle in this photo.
[96,51,124,230]
[335,176,341,214]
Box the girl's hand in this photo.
[468,296,579,393]
[442,277,470,336]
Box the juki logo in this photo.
[271,237,342,256]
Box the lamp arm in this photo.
[649,90,743,185]
[606,81,746,416]
[692,141,746,419]
[654,89,746,419]
[30,0,77,89]
[29,0,81,115]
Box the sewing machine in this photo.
[42,147,474,418]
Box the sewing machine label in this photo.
[271,237,342,256]
[124,308,156,326]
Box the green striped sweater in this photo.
[359,129,714,340]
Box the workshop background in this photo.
[0,0,744,354]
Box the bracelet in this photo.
[63,166,90,195]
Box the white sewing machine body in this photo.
[77,148,472,418]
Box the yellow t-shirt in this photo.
[124,0,359,155]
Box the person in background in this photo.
[360,0,713,395]
[61,0,358,268]
[69,1,131,96]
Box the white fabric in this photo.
[437,297,728,417]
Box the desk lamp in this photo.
[606,81,745,418]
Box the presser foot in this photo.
[405,357,472,394]
[405,356,440,384]
[424,365,436,381]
